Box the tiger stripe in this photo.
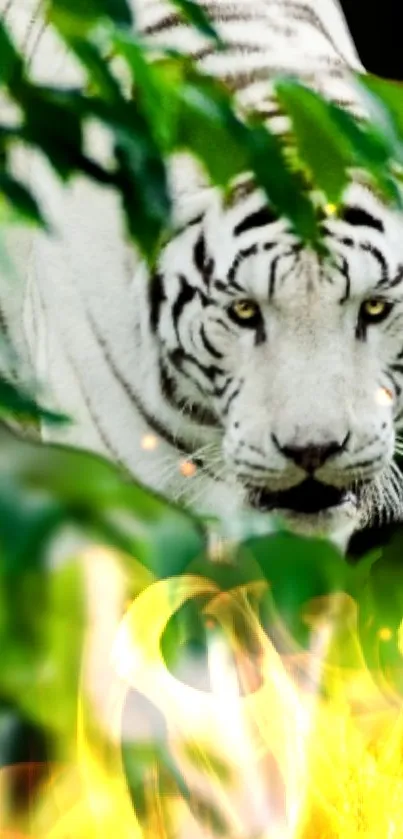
[2,0,403,547]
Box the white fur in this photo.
[1,0,403,550]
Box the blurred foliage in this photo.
[0,377,68,426]
[2,1,403,836]
[1,0,403,259]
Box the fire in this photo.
[106,577,403,837]
[2,557,403,838]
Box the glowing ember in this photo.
[375,387,394,406]
[141,434,159,451]
[179,459,197,478]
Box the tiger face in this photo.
[146,182,403,541]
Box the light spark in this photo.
[375,387,394,407]
[179,459,197,478]
[141,434,159,451]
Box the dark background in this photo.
[340,0,403,81]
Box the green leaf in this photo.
[112,36,182,152]
[0,709,48,778]
[0,427,206,579]
[309,90,399,207]
[276,80,351,203]
[0,377,68,425]
[247,123,322,247]
[114,139,170,260]
[0,478,64,573]
[0,173,47,228]
[276,78,402,211]
[357,527,403,696]
[64,38,124,102]
[0,427,206,737]
[327,103,391,170]
[71,89,171,258]
[171,0,221,43]
[17,86,84,181]
[357,74,403,145]
[0,19,24,88]
[0,560,86,737]
[48,0,133,32]
[177,74,249,185]
[238,532,353,648]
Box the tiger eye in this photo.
[229,299,261,324]
[361,299,392,324]
[364,300,386,317]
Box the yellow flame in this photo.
[108,579,403,837]
[2,557,403,838]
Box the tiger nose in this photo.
[272,435,350,473]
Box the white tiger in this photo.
[2,0,403,552]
